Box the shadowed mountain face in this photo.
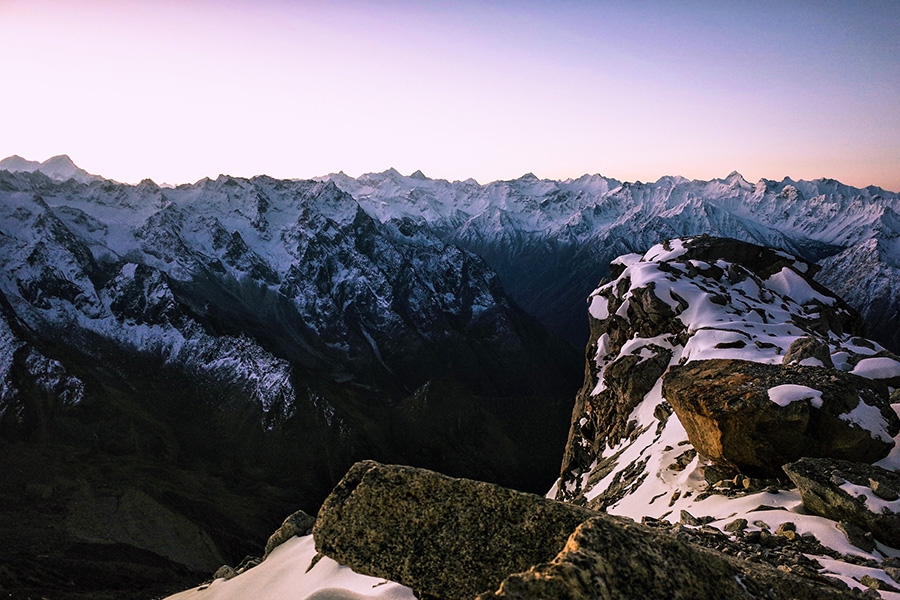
[0,169,580,597]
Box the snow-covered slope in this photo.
[553,236,900,595]
[166,536,416,600]
[322,169,900,352]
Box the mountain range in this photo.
[2,156,900,598]
[322,168,900,353]
[0,158,579,598]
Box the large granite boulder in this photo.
[663,359,898,478]
[313,461,597,600]
[314,461,853,600]
[783,457,900,546]
[478,517,852,600]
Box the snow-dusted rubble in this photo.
[553,237,900,596]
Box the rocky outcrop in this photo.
[264,509,316,558]
[313,461,598,600]
[207,508,316,584]
[313,461,855,600]
[556,235,893,508]
[783,457,900,546]
[478,517,852,600]
[662,359,899,478]
[783,336,835,368]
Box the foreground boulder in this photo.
[478,517,852,600]
[313,461,597,600]
[783,457,900,546]
[315,461,855,600]
[663,359,898,478]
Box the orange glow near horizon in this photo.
[1,0,898,191]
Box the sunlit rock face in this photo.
[663,359,898,478]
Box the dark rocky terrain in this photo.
[164,236,900,600]
[0,166,579,598]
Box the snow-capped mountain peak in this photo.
[0,154,100,184]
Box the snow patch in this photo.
[838,482,900,515]
[765,267,833,306]
[839,399,895,443]
[767,384,823,408]
[643,239,687,262]
[164,535,415,600]
[588,295,609,320]
[852,357,900,380]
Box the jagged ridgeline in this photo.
[0,167,579,598]
[324,169,900,354]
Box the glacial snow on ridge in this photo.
[319,166,900,355]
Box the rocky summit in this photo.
[556,235,899,510]
[162,236,900,600]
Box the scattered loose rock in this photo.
[213,565,237,581]
[478,516,853,600]
[783,457,900,546]
[869,477,899,501]
[860,574,900,592]
[724,518,747,533]
[885,566,900,584]
[264,509,316,558]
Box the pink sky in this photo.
[2,0,898,191]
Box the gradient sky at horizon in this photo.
[2,0,899,191]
